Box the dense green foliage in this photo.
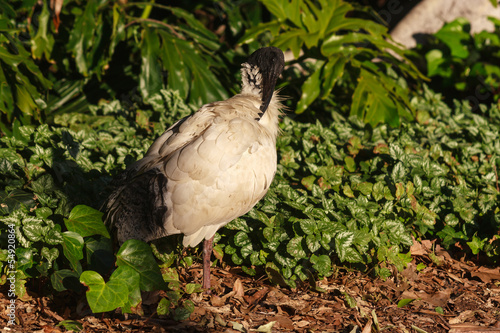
[1,88,499,313]
[413,17,500,107]
[220,86,500,285]
[0,0,499,321]
[240,0,424,126]
[0,0,421,134]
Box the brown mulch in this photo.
[1,239,500,333]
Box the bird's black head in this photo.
[246,47,285,114]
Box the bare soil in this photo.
[1,239,500,333]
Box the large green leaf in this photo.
[67,0,100,77]
[80,270,129,313]
[434,18,471,59]
[240,0,424,125]
[62,231,84,274]
[51,269,82,292]
[116,239,166,291]
[350,70,400,127]
[30,2,54,60]
[107,266,142,313]
[0,189,36,214]
[296,60,324,114]
[159,32,227,106]
[140,27,164,101]
[64,205,109,238]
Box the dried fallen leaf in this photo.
[361,320,372,333]
[470,267,500,283]
[231,321,245,332]
[253,321,276,333]
[244,287,269,305]
[410,238,428,256]
[449,310,477,325]
[211,295,225,307]
[233,278,245,297]
[272,315,294,330]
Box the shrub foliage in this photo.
[1,89,499,312]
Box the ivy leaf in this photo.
[80,270,129,313]
[109,266,142,313]
[62,231,84,274]
[51,269,82,292]
[116,240,166,291]
[0,189,36,214]
[64,205,109,238]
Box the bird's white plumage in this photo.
[106,48,285,252]
[109,92,282,247]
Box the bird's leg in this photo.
[202,236,214,293]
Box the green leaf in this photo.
[140,27,163,101]
[299,219,317,235]
[350,70,400,127]
[310,254,331,276]
[335,231,354,261]
[41,247,59,267]
[306,234,321,253]
[57,320,83,332]
[0,190,36,214]
[185,283,203,294]
[344,156,356,172]
[397,298,415,308]
[30,2,54,60]
[51,269,82,292]
[426,49,448,77]
[22,218,44,242]
[157,298,171,316]
[434,18,471,59]
[67,0,100,77]
[356,182,373,196]
[109,265,142,312]
[116,239,166,291]
[296,61,324,114]
[85,237,114,275]
[173,302,193,321]
[64,205,109,238]
[80,270,129,313]
[321,56,347,99]
[159,32,227,106]
[62,231,84,274]
[234,231,251,247]
[342,292,357,308]
[467,235,487,255]
[287,236,307,259]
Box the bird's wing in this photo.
[162,103,275,239]
[132,106,217,173]
[107,99,275,246]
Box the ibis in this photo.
[105,47,285,291]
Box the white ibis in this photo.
[105,47,285,291]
